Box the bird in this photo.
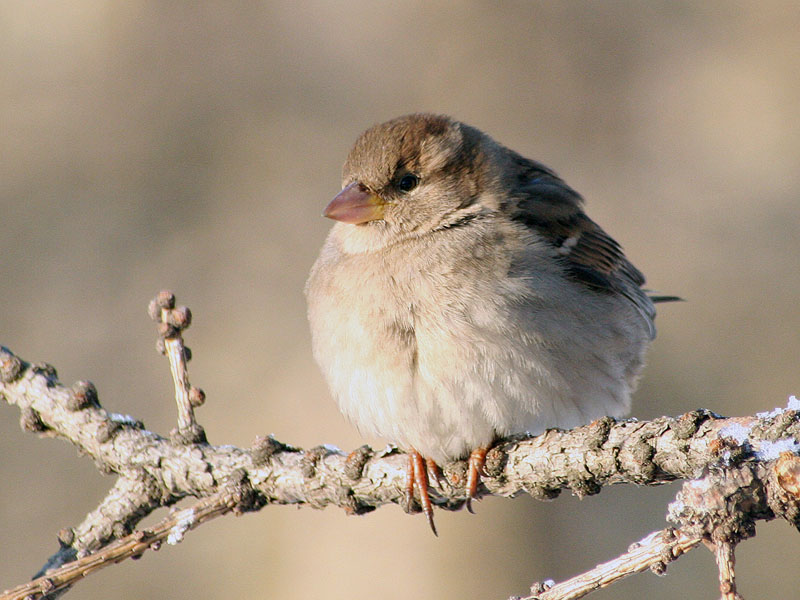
[305,113,677,534]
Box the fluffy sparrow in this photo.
[306,114,675,533]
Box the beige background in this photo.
[2,2,799,599]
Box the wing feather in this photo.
[506,156,658,337]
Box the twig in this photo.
[148,291,205,443]
[524,528,703,600]
[714,541,741,600]
[165,334,194,432]
[0,492,236,600]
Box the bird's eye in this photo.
[396,173,419,193]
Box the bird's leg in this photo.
[466,446,489,514]
[406,449,438,536]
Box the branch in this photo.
[521,528,702,600]
[2,292,800,599]
[147,290,206,444]
[1,492,236,600]
[714,541,740,600]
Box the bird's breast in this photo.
[306,230,537,458]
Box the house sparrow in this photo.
[306,114,675,533]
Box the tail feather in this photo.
[649,294,683,303]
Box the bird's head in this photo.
[324,114,503,246]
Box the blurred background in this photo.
[1,2,799,598]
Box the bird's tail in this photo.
[647,293,684,303]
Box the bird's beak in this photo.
[323,182,385,224]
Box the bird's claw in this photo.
[407,450,438,536]
[465,446,489,514]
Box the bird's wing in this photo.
[507,157,657,337]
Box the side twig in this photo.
[0,492,238,600]
[714,541,740,600]
[147,290,205,443]
[525,528,702,600]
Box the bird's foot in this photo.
[405,449,438,536]
[403,446,489,532]
[465,446,489,514]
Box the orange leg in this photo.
[406,450,438,536]
[466,446,489,514]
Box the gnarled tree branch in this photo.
[1,292,799,599]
